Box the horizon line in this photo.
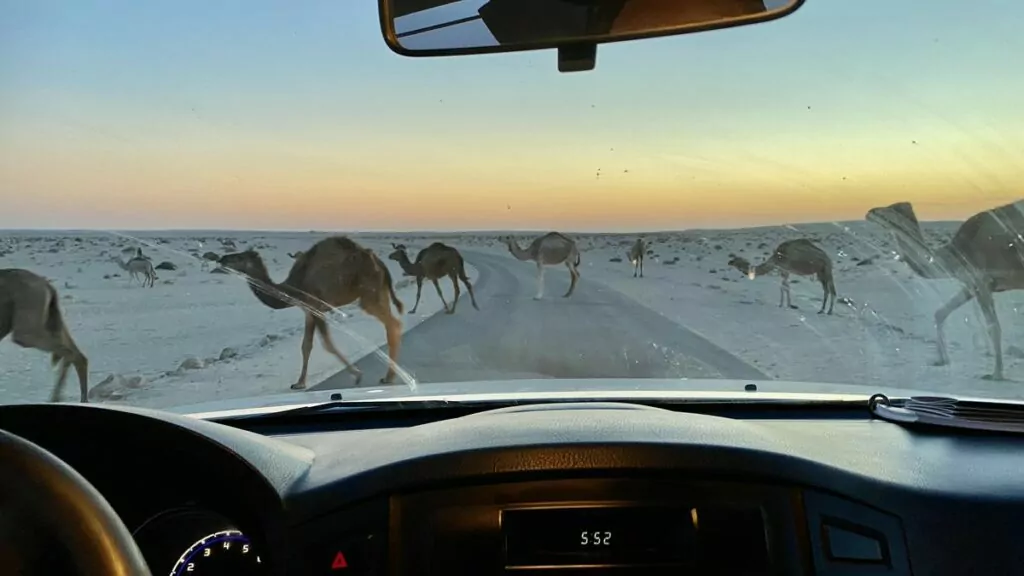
[0,218,963,235]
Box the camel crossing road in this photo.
[312,250,768,390]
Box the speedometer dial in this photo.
[171,529,262,576]
[133,509,268,576]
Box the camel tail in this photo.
[574,250,581,267]
[382,262,405,315]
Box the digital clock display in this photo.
[502,506,695,568]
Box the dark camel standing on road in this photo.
[728,238,837,315]
[388,242,479,314]
[218,237,405,389]
[0,269,89,402]
[867,200,1024,380]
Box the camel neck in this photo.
[242,258,295,309]
[395,253,419,275]
[507,241,532,261]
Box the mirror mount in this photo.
[557,43,597,73]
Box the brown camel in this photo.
[728,238,837,314]
[218,237,405,389]
[388,242,479,314]
[867,200,1024,380]
[629,237,646,278]
[503,232,581,299]
[0,269,89,402]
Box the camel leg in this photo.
[639,257,643,278]
[410,276,424,314]
[777,275,785,308]
[816,272,828,314]
[290,313,316,390]
[563,263,579,298]
[459,271,479,311]
[360,297,403,384]
[976,290,1004,380]
[827,276,837,315]
[447,273,460,314]
[534,263,545,300]
[312,315,362,386]
[432,278,451,313]
[782,272,797,309]
[932,287,973,367]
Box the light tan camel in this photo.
[388,242,479,314]
[218,236,404,389]
[0,269,89,402]
[867,200,1024,380]
[728,238,837,314]
[504,232,581,299]
[629,238,646,278]
[110,256,156,287]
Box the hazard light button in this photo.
[315,533,380,575]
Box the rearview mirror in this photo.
[379,0,804,71]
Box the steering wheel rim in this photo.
[0,428,152,576]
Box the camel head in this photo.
[218,249,262,276]
[727,255,754,278]
[866,202,919,235]
[387,245,409,263]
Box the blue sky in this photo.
[1,0,1022,231]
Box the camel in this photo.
[0,269,89,402]
[503,232,581,299]
[728,238,837,314]
[218,236,404,389]
[629,238,646,278]
[388,242,479,314]
[866,200,1024,380]
[110,256,156,287]
[200,251,220,271]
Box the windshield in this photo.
[2,0,1022,411]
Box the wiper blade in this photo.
[869,394,1024,434]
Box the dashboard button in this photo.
[823,522,887,563]
[313,533,380,575]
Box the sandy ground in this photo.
[1,222,1022,409]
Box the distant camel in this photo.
[867,200,1024,380]
[218,236,404,389]
[110,256,156,287]
[629,238,646,278]
[728,238,837,314]
[504,232,581,299]
[0,269,89,402]
[388,242,479,314]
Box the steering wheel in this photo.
[0,428,152,576]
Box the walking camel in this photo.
[629,238,646,278]
[867,200,1024,380]
[388,242,479,314]
[110,255,157,287]
[728,238,837,315]
[218,236,404,389]
[503,232,581,299]
[0,269,89,402]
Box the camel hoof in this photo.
[379,377,394,384]
[788,305,799,309]
[290,382,306,390]
[353,371,363,386]
[533,296,542,301]
[981,373,1006,381]
[410,308,418,314]
[931,359,949,367]
[445,309,455,315]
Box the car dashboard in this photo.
[0,399,1022,576]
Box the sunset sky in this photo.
[1,0,1022,231]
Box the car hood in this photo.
[167,378,956,419]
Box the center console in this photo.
[294,475,911,575]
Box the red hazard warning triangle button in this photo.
[331,551,348,570]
